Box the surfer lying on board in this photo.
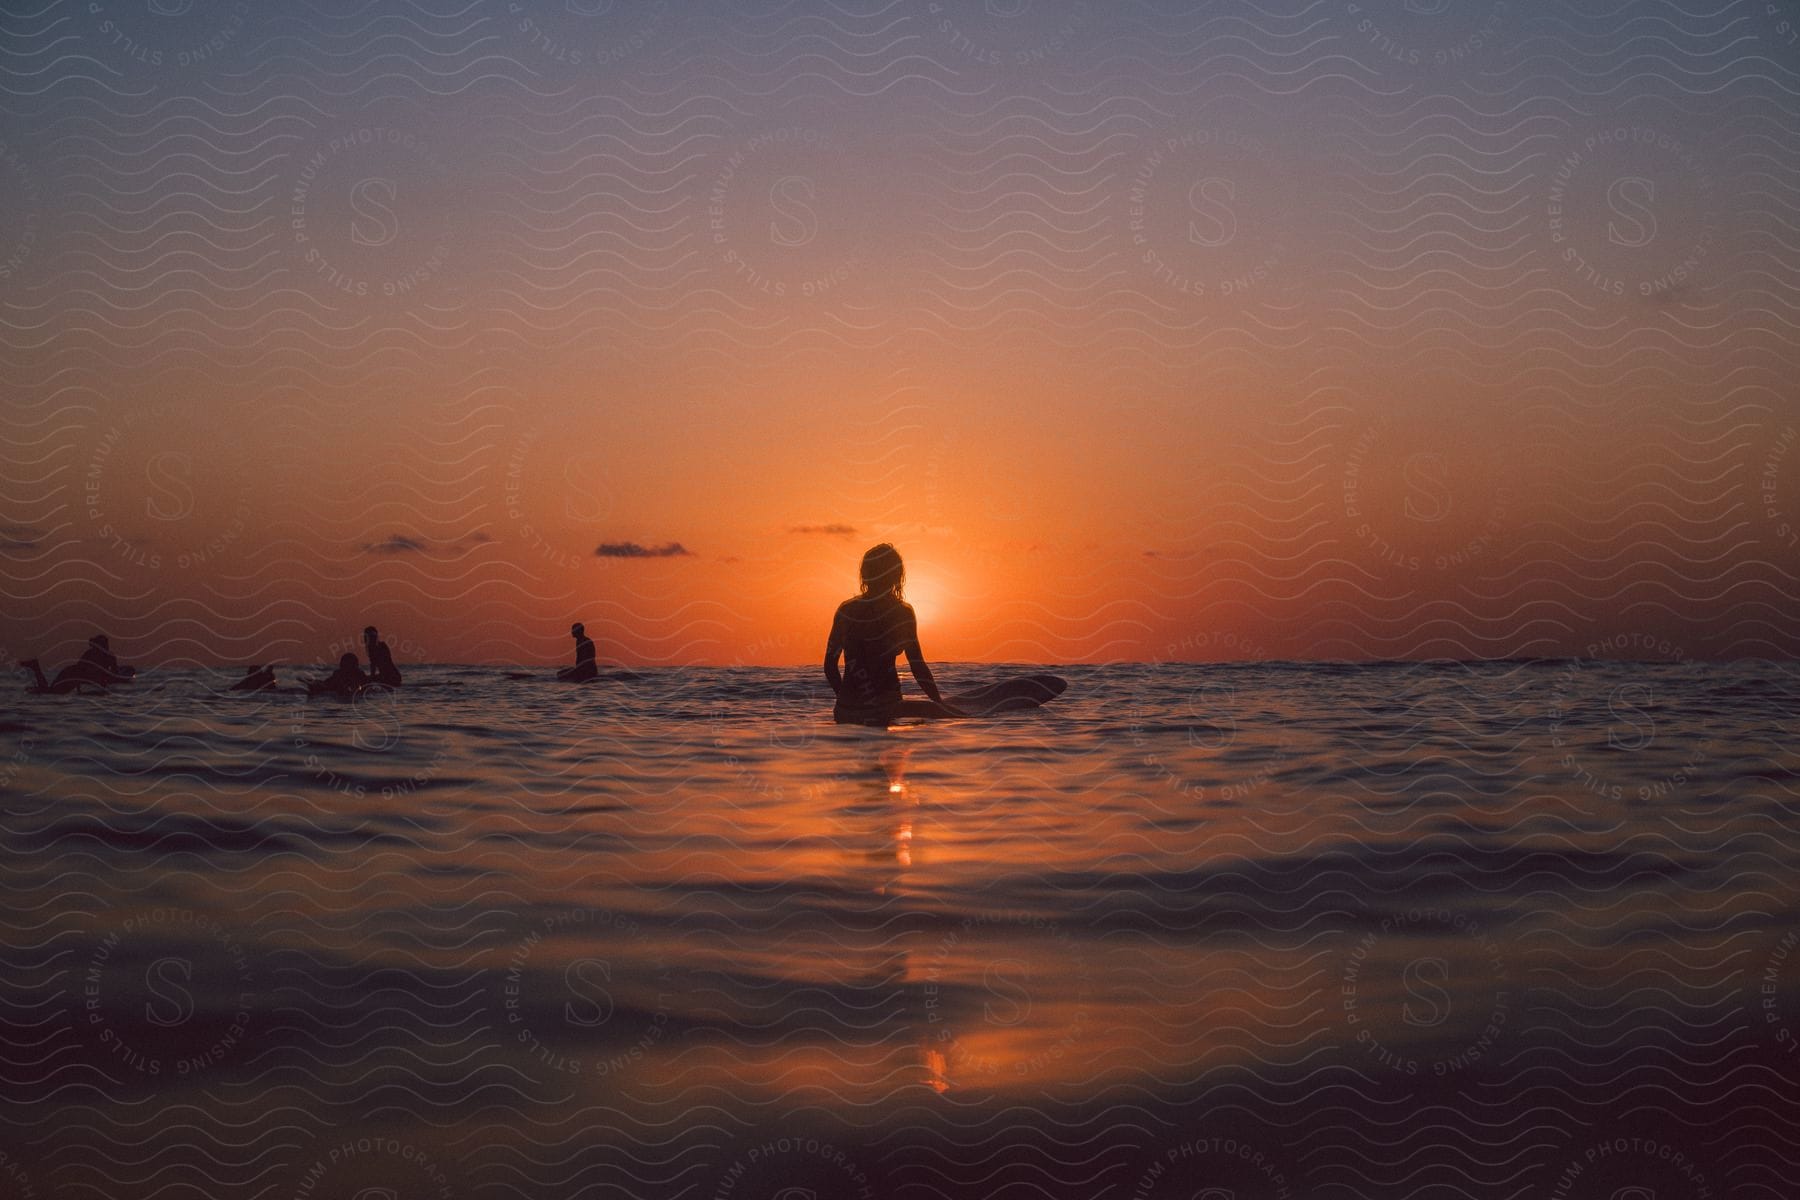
[19,634,138,693]
[558,622,597,683]
[824,543,964,725]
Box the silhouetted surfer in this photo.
[19,634,137,692]
[363,626,402,688]
[824,543,961,725]
[307,652,370,697]
[558,622,597,683]
[229,665,278,692]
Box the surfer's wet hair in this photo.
[859,543,905,600]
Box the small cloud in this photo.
[1,523,44,551]
[789,523,858,536]
[596,541,693,559]
[363,534,429,555]
[1143,549,1161,558]
[362,532,492,555]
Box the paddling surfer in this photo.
[19,634,138,693]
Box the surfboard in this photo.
[944,673,1067,716]
[835,674,1067,724]
[506,669,643,683]
[301,678,393,699]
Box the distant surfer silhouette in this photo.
[824,543,961,725]
[19,634,137,693]
[363,626,402,688]
[229,665,278,692]
[558,622,597,683]
[308,652,370,698]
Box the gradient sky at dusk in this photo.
[3,0,1798,665]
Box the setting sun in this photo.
[904,574,942,628]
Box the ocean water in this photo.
[1,660,1796,1199]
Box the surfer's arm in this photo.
[907,659,939,702]
[905,649,965,715]
[823,613,845,697]
[901,611,959,711]
[903,647,943,702]
[900,606,966,714]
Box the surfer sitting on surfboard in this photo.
[824,543,963,725]
[363,626,402,689]
[558,622,597,683]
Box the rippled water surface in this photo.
[2,660,1797,1199]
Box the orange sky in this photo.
[6,331,1793,667]
[2,3,1797,667]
